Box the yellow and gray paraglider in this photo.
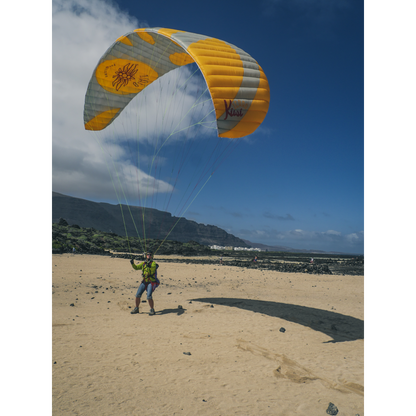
[83,28,270,254]
[84,28,270,138]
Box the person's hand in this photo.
[130,258,134,264]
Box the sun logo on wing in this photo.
[112,63,139,91]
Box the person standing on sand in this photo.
[130,251,159,316]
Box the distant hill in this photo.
[52,192,249,248]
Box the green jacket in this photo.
[132,260,158,282]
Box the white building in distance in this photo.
[209,245,262,252]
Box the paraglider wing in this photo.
[84,28,270,138]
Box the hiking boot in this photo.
[149,308,155,316]
[130,307,139,314]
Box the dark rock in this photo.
[279,327,286,333]
[58,217,68,226]
[183,352,191,355]
[70,303,75,307]
[326,402,339,415]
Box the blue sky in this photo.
[50,0,365,253]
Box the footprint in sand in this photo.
[237,339,363,395]
[117,300,131,311]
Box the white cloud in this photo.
[237,226,364,252]
[52,0,218,205]
[345,231,364,244]
[325,229,342,236]
[52,0,142,199]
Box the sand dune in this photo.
[53,254,364,415]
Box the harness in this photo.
[142,260,159,283]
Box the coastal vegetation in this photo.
[52,218,363,275]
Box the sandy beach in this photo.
[52,254,364,415]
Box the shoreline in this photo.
[62,252,364,276]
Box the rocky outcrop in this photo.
[58,217,68,226]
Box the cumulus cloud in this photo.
[345,231,364,244]
[53,0,141,199]
[52,0,218,206]
[237,226,363,253]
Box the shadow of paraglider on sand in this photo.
[191,298,363,343]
